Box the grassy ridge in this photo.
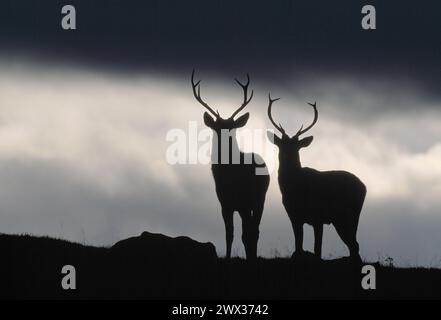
[0,234,440,299]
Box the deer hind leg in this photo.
[222,208,234,259]
[334,221,360,260]
[347,224,361,262]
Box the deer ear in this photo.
[267,130,282,146]
[203,112,216,128]
[299,136,313,148]
[233,112,249,128]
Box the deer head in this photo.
[191,70,254,133]
[266,94,318,167]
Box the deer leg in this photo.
[249,203,264,259]
[291,220,304,255]
[239,210,253,260]
[349,238,360,260]
[222,208,234,259]
[347,224,361,261]
[334,222,360,260]
[313,224,323,258]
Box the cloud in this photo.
[0,61,440,265]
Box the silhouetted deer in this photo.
[191,70,270,260]
[266,95,366,260]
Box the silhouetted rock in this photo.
[110,231,217,262]
[107,231,218,299]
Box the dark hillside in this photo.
[1,233,440,299]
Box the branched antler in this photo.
[267,93,285,135]
[191,70,219,118]
[268,96,318,137]
[295,102,318,137]
[230,74,254,119]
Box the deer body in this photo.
[279,166,366,258]
[192,71,269,260]
[267,96,366,260]
[210,132,268,211]
[211,147,269,260]
[212,160,269,213]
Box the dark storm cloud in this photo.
[1,0,440,88]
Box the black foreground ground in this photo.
[1,232,440,300]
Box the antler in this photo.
[295,102,318,136]
[191,70,220,118]
[268,96,318,137]
[230,74,254,119]
[267,93,285,135]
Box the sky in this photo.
[0,0,440,266]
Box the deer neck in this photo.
[211,129,241,165]
[278,151,302,175]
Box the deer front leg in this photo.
[222,208,234,259]
[239,210,255,260]
[292,221,304,255]
[313,224,323,258]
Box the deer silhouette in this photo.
[191,70,270,260]
[266,95,366,261]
